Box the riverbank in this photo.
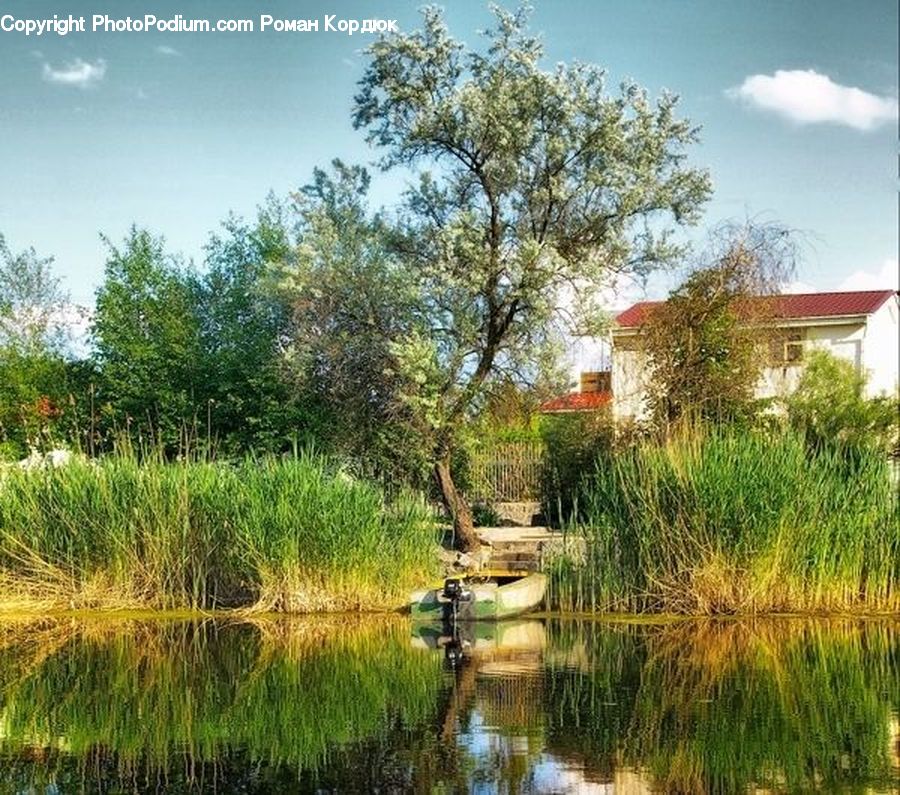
[1,430,896,617]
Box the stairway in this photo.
[476,526,556,573]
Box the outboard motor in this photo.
[444,639,465,669]
[442,578,474,624]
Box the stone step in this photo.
[489,547,539,557]
[487,559,540,572]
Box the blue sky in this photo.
[0,0,897,309]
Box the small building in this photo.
[609,289,899,422]
[539,371,612,414]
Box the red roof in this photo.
[539,391,611,413]
[615,290,896,329]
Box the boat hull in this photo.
[409,573,547,622]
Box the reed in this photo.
[0,451,438,612]
[547,427,899,614]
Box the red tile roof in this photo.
[539,391,612,413]
[615,290,896,328]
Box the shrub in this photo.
[786,349,899,453]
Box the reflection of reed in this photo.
[541,618,899,795]
[0,615,444,787]
[477,666,544,732]
[0,617,896,794]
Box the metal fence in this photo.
[467,441,544,502]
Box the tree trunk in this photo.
[434,455,479,552]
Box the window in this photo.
[784,340,804,363]
[768,328,805,365]
[580,371,611,393]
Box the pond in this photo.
[0,615,896,793]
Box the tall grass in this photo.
[548,428,899,614]
[0,451,438,612]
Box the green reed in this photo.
[547,428,899,614]
[0,451,438,612]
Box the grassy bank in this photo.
[0,453,438,613]
[548,429,899,614]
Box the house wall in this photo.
[758,320,866,401]
[861,295,899,397]
[610,335,650,422]
[610,301,898,421]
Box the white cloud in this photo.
[837,258,899,291]
[155,45,181,57]
[783,280,817,294]
[42,58,106,89]
[727,69,897,131]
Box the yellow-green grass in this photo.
[0,452,439,613]
[547,428,899,614]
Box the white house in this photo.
[609,289,899,422]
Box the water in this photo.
[0,615,896,794]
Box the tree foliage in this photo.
[349,5,712,546]
[641,222,798,427]
[90,214,313,456]
[0,235,76,458]
[279,162,433,484]
[91,228,203,451]
[198,198,309,454]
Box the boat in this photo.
[411,618,546,669]
[409,571,547,622]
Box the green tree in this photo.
[351,5,712,548]
[198,198,309,454]
[641,222,797,428]
[0,234,76,458]
[282,162,433,484]
[91,228,202,451]
[786,349,898,453]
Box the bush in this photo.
[540,409,617,525]
[786,349,898,453]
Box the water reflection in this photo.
[0,615,896,793]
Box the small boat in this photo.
[409,571,547,622]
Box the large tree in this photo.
[282,161,434,484]
[91,228,203,451]
[198,197,308,454]
[350,6,712,548]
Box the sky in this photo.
[0,0,897,315]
